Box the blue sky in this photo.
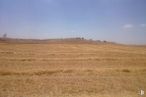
[0,0,146,44]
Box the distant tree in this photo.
[3,33,7,38]
[103,40,107,43]
[81,37,84,40]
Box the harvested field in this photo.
[0,41,146,97]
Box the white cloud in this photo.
[123,24,134,29]
[140,24,146,27]
[122,23,146,32]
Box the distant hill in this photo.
[0,37,113,44]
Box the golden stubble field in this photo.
[0,42,146,97]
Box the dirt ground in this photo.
[0,42,146,97]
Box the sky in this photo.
[0,0,146,44]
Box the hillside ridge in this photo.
[0,37,112,44]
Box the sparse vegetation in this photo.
[122,69,131,73]
[0,39,146,97]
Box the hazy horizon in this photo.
[0,0,146,44]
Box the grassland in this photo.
[0,40,146,97]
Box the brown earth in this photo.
[0,39,146,97]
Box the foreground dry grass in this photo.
[0,42,146,97]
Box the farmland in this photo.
[0,39,146,97]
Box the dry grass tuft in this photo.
[122,69,131,73]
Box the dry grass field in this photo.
[0,40,146,97]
